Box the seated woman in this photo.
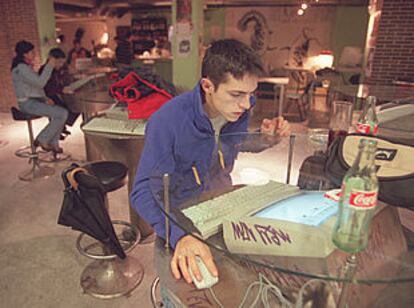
[11,40,68,153]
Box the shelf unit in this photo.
[132,17,168,54]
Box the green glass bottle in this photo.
[332,139,379,253]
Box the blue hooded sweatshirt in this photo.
[130,83,254,248]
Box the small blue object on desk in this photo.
[255,191,338,227]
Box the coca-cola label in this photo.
[356,122,378,135]
[349,190,378,209]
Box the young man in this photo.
[39,48,80,137]
[130,39,289,285]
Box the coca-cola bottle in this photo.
[356,96,379,135]
[332,138,378,253]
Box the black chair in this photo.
[64,161,144,299]
[11,107,55,181]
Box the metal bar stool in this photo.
[62,161,144,299]
[76,220,143,299]
[10,107,54,181]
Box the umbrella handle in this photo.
[67,167,89,190]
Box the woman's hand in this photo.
[48,57,57,68]
[171,235,218,284]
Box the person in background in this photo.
[67,39,91,66]
[115,31,133,66]
[56,34,69,55]
[11,40,68,153]
[130,39,289,285]
[39,48,80,138]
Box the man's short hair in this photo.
[49,48,66,59]
[201,39,264,88]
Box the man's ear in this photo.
[200,78,215,94]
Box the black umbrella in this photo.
[58,164,126,259]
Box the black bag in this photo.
[325,133,414,209]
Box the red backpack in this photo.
[110,72,172,119]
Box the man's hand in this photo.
[47,98,55,106]
[171,235,218,284]
[260,116,290,137]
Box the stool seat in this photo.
[11,107,41,121]
[83,161,128,193]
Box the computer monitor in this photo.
[75,58,93,71]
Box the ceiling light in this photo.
[301,3,308,10]
[297,9,304,16]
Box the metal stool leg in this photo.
[18,119,54,181]
[77,220,144,299]
[151,277,163,307]
[15,119,39,158]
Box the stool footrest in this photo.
[77,220,143,299]
[18,163,55,181]
[80,256,144,299]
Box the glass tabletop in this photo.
[149,132,414,284]
[75,73,117,104]
[332,84,414,103]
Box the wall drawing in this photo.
[237,10,278,56]
[226,7,335,71]
[285,27,322,67]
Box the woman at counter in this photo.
[11,40,68,153]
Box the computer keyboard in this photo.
[105,104,129,120]
[82,117,146,136]
[182,181,300,238]
[66,73,106,92]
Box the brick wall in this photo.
[0,0,40,112]
[368,0,414,85]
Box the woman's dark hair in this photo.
[11,40,34,70]
[49,47,66,59]
[201,39,264,89]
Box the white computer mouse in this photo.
[188,256,219,289]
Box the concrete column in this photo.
[172,0,204,91]
[35,0,57,62]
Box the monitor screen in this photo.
[75,58,93,71]
[254,191,338,226]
